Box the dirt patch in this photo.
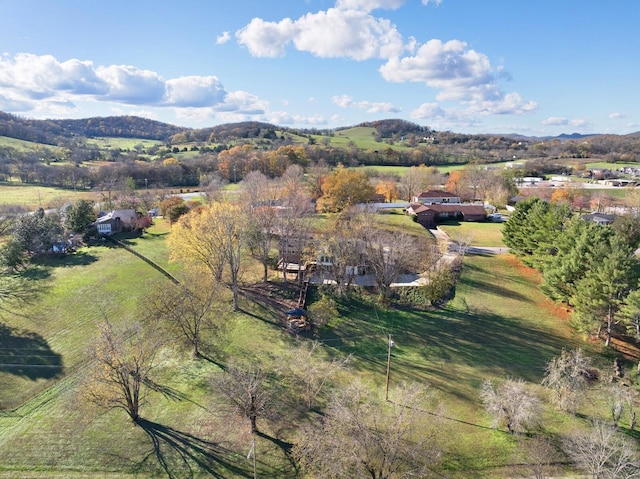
[504,254,542,284]
[240,282,301,314]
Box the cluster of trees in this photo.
[0,197,154,271]
[481,348,639,478]
[0,112,182,144]
[504,196,640,346]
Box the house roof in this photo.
[417,190,459,198]
[95,209,137,224]
[418,204,487,215]
[582,213,617,224]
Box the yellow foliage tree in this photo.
[316,168,376,213]
[167,201,246,310]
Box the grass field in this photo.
[0,208,617,478]
[84,137,163,150]
[0,136,64,153]
[0,182,99,209]
[439,220,506,247]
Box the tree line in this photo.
[503,196,640,348]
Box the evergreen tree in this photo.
[571,236,640,346]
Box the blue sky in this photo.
[1,0,638,136]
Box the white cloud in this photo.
[96,65,166,103]
[542,116,569,126]
[268,111,327,125]
[542,116,590,128]
[235,17,295,57]
[212,90,268,115]
[332,94,400,113]
[608,112,626,119]
[216,31,231,45]
[165,76,226,107]
[236,8,405,60]
[421,0,442,5]
[335,0,405,13]
[466,92,538,116]
[0,53,107,98]
[379,39,495,101]
[410,102,446,119]
[0,53,251,116]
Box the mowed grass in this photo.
[0,223,598,477]
[0,182,99,209]
[439,220,506,247]
[84,137,163,150]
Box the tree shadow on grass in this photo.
[32,250,99,268]
[136,419,294,479]
[0,323,63,380]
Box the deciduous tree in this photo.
[293,381,442,479]
[147,273,226,358]
[168,201,247,310]
[562,419,640,479]
[542,348,594,414]
[480,378,542,434]
[82,320,160,423]
[211,363,277,434]
[316,167,376,213]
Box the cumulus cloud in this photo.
[380,39,536,116]
[236,8,404,60]
[542,117,590,128]
[0,53,241,112]
[410,102,447,119]
[95,65,166,103]
[542,117,569,126]
[165,76,226,107]
[216,31,231,44]
[0,53,107,98]
[335,0,405,12]
[235,17,295,57]
[332,94,400,113]
[268,111,327,125]
[466,92,538,115]
[212,90,268,115]
[379,39,495,100]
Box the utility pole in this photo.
[248,435,257,479]
[385,334,394,402]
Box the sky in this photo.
[1,0,638,136]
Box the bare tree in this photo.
[146,272,226,358]
[200,172,225,203]
[82,320,160,423]
[319,210,370,294]
[279,341,349,410]
[365,229,420,302]
[398,165,444,201]
[242,171,278,282]
[480,378,542,434]
[293,381,442,479]
[211,363,277,434]
[275,166,314,283]
[562,419,640,479]
[542,348,595,414]
[516,436,560,479]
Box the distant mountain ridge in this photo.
[0,111,638,147]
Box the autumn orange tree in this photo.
[316,167,376,213]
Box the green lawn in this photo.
[84,137,163,150]
[0,182,98,209]
[439,221,506,247]
[0,226,615,477]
